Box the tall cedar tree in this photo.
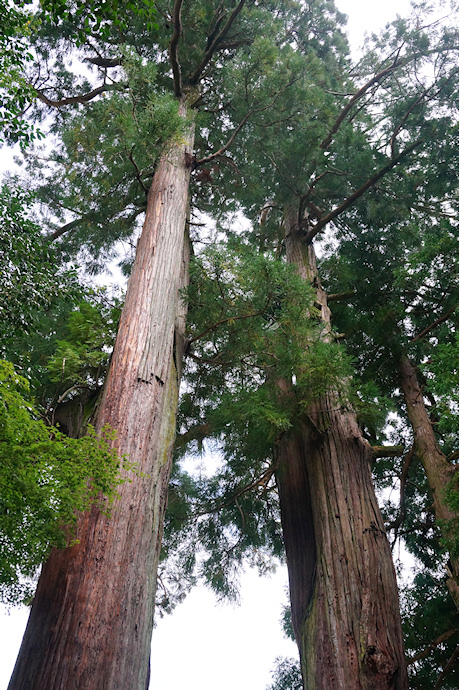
[6,2,459,689]
[8,2,291,688]
[172,5,459,688]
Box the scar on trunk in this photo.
[137,374,165,386]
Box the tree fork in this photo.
[276,212,407,689]
[8,103,195,690]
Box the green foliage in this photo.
[39,0,158,44]
[266,657,303,690]
[402,571,459,690]
[47,294,121,392]
[25,56,185,271]
[0,183,79,355]
[0,360,125,605]
[0,1,43,146]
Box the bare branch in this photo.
[169,0,183,97]
[175,422,212,453]
[188,0,246,85]
[303,141,421,243]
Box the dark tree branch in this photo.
[85,57,123,68]
[49,206,145,241]
[188,0,246,85]
[303,141,421,243]
[407,628,458,665]
[186,351,233,367]
[35,84,120,108]
[371,445,405,458]
[193,462,278,519]
[194,110,252,167]
[196,79,299,167]
[387,446,415,540]
[49,217,84,241]
[410,304,457,343]
[175,422,212,452]
[433,644,459,690]
[320,56,402,152]
[129,150,149,195]
[186,303,269,347]
[169,0,184,97]
[327,291,356,303]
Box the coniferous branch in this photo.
[49,207,145,241]
[387,446,414,542]
[128,150,149,195]
[169,0,183,97]
[407,628,458,665]
[390,85,432,158]
[410,304,457,343]
[35,83,121,108]
[196,79,300,168]
[303,140,421,243]
[193,463,278,519]
[188,0,247,86]
[194,110,252,168]
[433,643,459,689]
[319,55,403,152]
[186,301,271,348]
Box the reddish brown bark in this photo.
[8,105,194,690]
[399,353,459,612]
[276,214,407,689]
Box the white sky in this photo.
[0,1,414,688]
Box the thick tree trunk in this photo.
[399,353,459,611]
[276,214,407,689]
[8,106,194,690]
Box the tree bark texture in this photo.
[276,213,408,689]
[399,353,459,612]
[8,105,195,690]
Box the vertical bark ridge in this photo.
[276,211,407,689]
[8,107,195,690]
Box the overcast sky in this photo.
[0,1,414,688]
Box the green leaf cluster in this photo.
[0,360,125,605]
